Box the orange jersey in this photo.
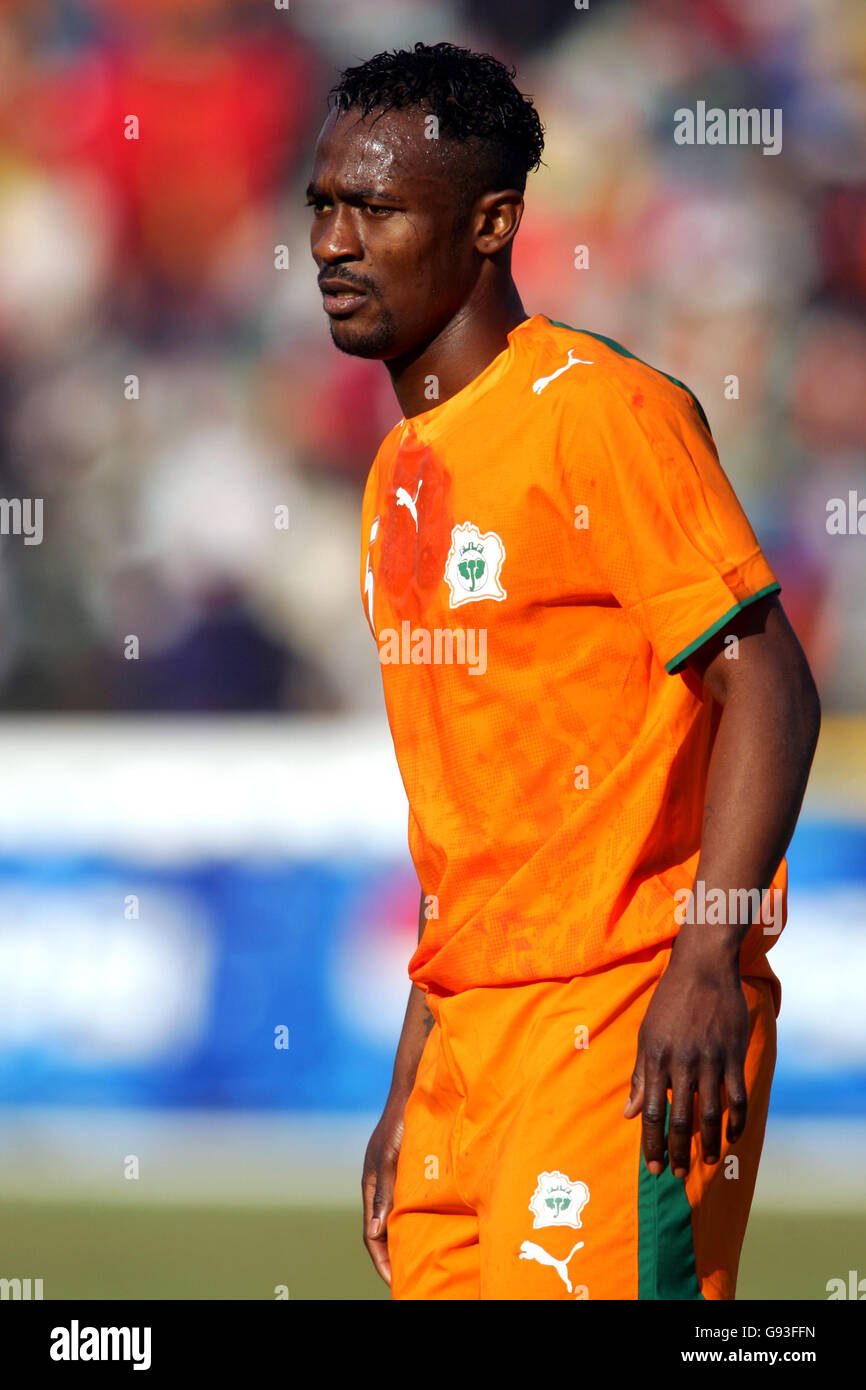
[359,314,785,993]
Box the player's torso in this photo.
[359,344,669,879]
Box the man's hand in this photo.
[361,944,434,1286]
[362,1103,405,1285]
[623,939,749,1178]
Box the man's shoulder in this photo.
[527,316,710,432]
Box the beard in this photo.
[328,303,400,360]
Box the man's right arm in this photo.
[361,888,433,1286]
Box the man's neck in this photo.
[388,280,528,420]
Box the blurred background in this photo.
[0,0,863,1299]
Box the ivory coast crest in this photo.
[443,521,506,608]
[528,1171,591,1230]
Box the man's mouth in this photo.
[319,280,370,316]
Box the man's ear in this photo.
[474,189,524,255]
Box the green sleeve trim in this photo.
[547,320,711,430]
[664,582,781,675]
[638,1106,705,1300]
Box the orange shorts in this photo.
[388,944,778,1300]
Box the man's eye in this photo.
[364,204,394,217]
[305,199,330,213]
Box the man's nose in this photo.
[312,205,362,266]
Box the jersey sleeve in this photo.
[574,379,780,674]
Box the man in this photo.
[307,42,820,1300]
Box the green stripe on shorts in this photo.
[638,1117,705,1300]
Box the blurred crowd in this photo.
[0,0,863,713]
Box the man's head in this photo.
[307,42,544,359]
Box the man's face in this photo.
[307,107,478,359]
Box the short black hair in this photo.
[329,41,545,200]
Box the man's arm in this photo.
[362,888,433,1285]
[624,595,821,1177]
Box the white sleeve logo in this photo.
[532,348,594,395]
[364,515,380,635]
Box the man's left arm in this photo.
[624,594,821,1179]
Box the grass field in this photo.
[1,1200,862,1300]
